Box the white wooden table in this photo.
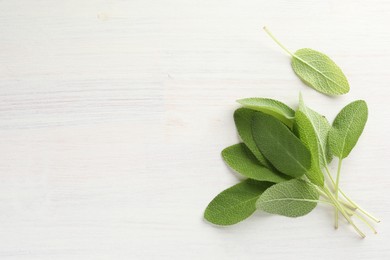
[1,0,390,259]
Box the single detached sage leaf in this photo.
[252,112,311,178]
[237,98,295,128]
[263,27,349,95]
[222,143,290,183]
[256,179,319,217]
[298,94,332,167]
[291,48,349,95]
[328,100,368,159]
[294,111,324,186]
[204,179,273,225]
[234,108,272,168]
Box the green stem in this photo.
[337,199,377,233]
[342,205,377,233]
[335,159,343,198]
[325,165,378,222]
[317,185,353,211]
[354,212,378,234]
[318,184,377,235]
[316,186,328,198]
[343,206,355,217]
[338,189,380,223]
[324,166,336,187]
[339,199,357,211]
[263,27,294,56]
[334,159,343,229]
[315,189,335,206]
[324,166,353,207]
[323,186,366,238]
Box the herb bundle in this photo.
[204,28,379,237]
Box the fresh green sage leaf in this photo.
[222,143,290,183]
[252,112,311,178]
[236,98,295,128]
[298,94,333,167]
[291,48,349,95]
[294,111,324,186]
[263,27,349,95]
[234,108,272,168]
[204,179,272,225]
[328,100,368,159]
[256,179,319,217]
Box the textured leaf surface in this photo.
[328,100,368,159]
[294,111,324,186]
[298,95,332,167]
[256,179,319,217]
[252,112,311,178]
[291,48,349,95]
[237,98,295,128]
[234,108,272,167]
[204,180,272,225]
[222,143,290,183]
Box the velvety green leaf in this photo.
[256,179,319,217]
[237,98,295,128]
[328,100,368,159]
[234,108,272,168]
[291,48,349,95]
[204,179,272,225]
[294,111,324,186]
[252,112,311,178]
[222,143,290,183]
[298,94,332,167]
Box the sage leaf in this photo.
[294,111,324,186]
[328,100,368,159]
[298,94,332,167]
[256,179,319,217]
[204,179,272,225]
[291,48,349,95]
[237,98,295,128]
[222,143,290,183]
[252,112,311,178]
[234,108,272,168]
[263,27,349,95]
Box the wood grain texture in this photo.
[1,0,390,259]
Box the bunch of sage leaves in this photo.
[204,28,379,238]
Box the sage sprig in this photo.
[204,28,379,238]
[205,97,379,237]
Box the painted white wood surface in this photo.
[1,0,389,259]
